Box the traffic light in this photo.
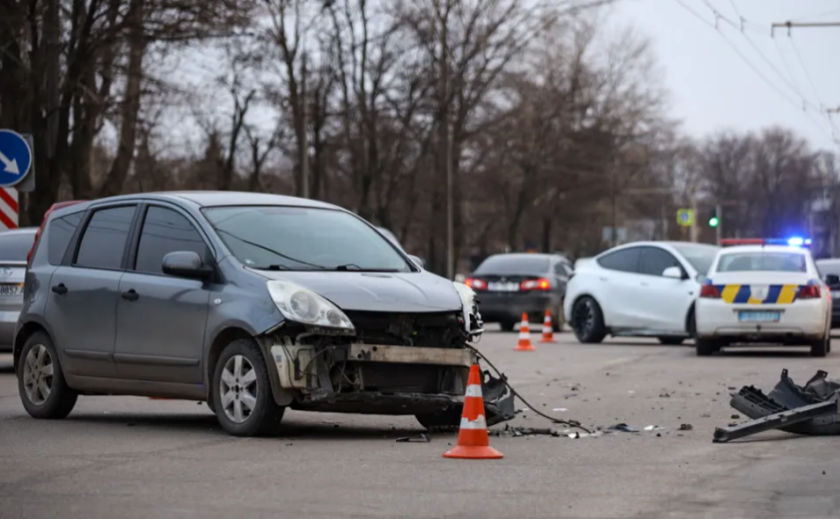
[708,208,719,228]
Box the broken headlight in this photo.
[452,281,483,338]
[266,280,355,333]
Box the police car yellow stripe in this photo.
[715,284,802,304]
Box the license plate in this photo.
[0,284,22,297]
[738,310,780,323]
[487,282,519,292]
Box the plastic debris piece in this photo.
[553,408,568,412]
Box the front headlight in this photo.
[266,280,355,333]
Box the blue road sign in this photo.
[0,129,33,188]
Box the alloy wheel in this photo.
[220,355,259,424]
[23,344,54,406]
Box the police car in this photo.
[694,238,832,357]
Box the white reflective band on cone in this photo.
[459,414,488,430]
[519,330,529,338]
[465,385,482,397]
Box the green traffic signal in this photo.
[709,216,719,227]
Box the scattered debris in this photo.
[553,408,568,412]
[679,424,693,431]
[714,369,840,443]
[730,414,740,420]
[609,423,639,433]
[396,434,431,443]
[644,425,664,431]
[659,392,671,398]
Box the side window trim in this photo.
[127,202,216,277]
[69,203,141,271]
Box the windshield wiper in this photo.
[334,264,401,272]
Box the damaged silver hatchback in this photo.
[14,192,514,436]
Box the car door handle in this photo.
[121,289,139,302]
[640,282,649,287]
[599,277,608,282]
[51,283,67,295]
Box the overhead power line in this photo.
[673,0,838,148]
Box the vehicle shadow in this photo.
[716,349,813,358]
[63,412,438,440]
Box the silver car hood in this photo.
[250,269,463,313]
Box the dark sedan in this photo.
[464,253,571,331]
[816,258,840,327]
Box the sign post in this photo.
[0,129,34,230]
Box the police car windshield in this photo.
[717,252,806,273]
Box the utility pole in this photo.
[440,19,454,280]
[689,182,698,243]
[715,203,723,245]
[300,52,310,199]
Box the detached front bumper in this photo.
[268,342,516,426]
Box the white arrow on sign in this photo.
[0,150,20,175]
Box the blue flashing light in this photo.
[787,237,804,246]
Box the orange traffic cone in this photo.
[539,309,557,343]
[443,364,504,460]
[514,312,536,351]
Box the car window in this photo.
[475,255,550,274]
[638,247,682,277]
[717,252,807,273]
[202,206,411,272]
[670,243,719,275]
[816,260,840,277]
[596,247,640,273]
[553,263,568,276]
[47,212,84,265]
[134,206,210,275]
[0,231,36,262]
[74,206,137,270]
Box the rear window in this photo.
[717,252,807,273]
[0,231,36,262]
[474,255,550,274]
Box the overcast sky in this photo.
[614,0,840,152]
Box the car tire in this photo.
[500,320,516,332]
[571,296,606,344]
[18,331,78,419]
[810,334,830,358]
[212,338,285,437]
[658,337,684,345]
[695,337,718,356]
[553,305,565,332]
[415,407,463,432]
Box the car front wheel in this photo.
[18,331,78,419]
[571,296,606,344]
[212,338,285,437]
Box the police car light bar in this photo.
[719,237,812,247]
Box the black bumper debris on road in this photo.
[714,369,840,443]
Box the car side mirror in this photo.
[826,274,840,285]
[662,266,684,279]
[408,255,425,269]
[162,251,213,280]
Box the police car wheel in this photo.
[810,334,829,358]
[695,337,718,356]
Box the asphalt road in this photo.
[2,328,840,519]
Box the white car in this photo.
[564,241,721,344]
[694,240,831,357]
